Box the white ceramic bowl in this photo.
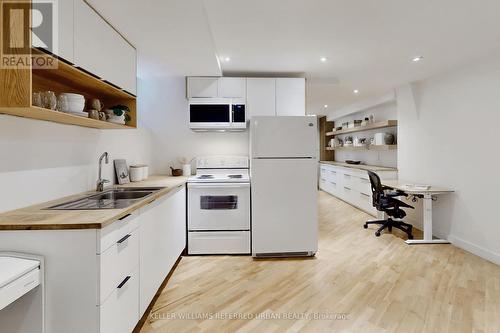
[61,93,84,99]
[65,100,85,112]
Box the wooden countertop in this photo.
[320,161,398,172]
[0,175,188,231]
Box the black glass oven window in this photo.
[200,195,238,210]
[190,104,230,122]
[232,104,246,123]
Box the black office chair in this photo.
[363,171,414,239]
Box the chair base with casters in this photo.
[364,218,414,239]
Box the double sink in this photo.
[47,187,165,210]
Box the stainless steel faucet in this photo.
[96,152,110,192]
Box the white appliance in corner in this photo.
[250,116,319,257]
[187,156,251,254]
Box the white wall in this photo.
[396,54,500,264]
[328,103,398,168]
[0,115,152,212]
[0,76,249,213]
[138,76,249,174]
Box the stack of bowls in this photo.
[60,93,85,116]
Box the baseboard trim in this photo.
[133,253,183,333]
[448,235,500,266]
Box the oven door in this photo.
[188,183,250,230]
[189,103,231,130]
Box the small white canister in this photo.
[129,165,143,182]
[182,164,192,176]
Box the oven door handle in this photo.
[188,183,250,189]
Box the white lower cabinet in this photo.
[97,185,186,332]
[139,186,186,316]
[319,163,397,216]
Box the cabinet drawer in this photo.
[188,231,250,254]
[99,269,139,333]
[319,178,327,191]
[357,192,377,216]
[326,169,338,183]
[98,212,139,254]
[325,180,338,196]
[353,176,372,195]
[99,228,139,304]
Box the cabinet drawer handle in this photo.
[344,187,351,190]
[117,234,131,244]
[344,174,351,178]
[330,171,336,174]
[329,181,336,185]
[361,193,370,197]
[117,276,131,289]
[119,214,131,221]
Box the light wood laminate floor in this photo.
[140,191,500,333]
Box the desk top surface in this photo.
[382,180,454,194]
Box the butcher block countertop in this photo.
[320,161,398,172]
[0,175,188,231]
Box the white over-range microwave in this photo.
[189,98,246,131]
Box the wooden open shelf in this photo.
[0,106,133,129]
[326,120,397,137]
[0,49,136,129]
[326,145,397,151]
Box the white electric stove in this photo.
[187,156,251,255]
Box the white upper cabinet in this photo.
[276,78,306,116]
[246,78,276,117]
[218,77,246,98]
[57,0,74,62]
[187,77,219,98]
[74,0,137,95]
[31,0,74,62]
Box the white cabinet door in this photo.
[276,78,306,116]
[74,0,137,94]
[31,0,74,62]
[218,77,246,98]
[139,186,186,316]
[247,78,276,117]
[187,77,219,98]
[99,269,139,333]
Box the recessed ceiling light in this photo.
[353,89,359,94]
[412,56,424,62]
[320,57,328,62]
[324,104,328,108]
[220,56,231,62]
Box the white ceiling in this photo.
[87,0,221,77]
[88,0,500,113]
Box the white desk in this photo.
[381,180,454,245]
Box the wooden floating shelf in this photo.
[0,48,136,129]
[326,145,397,151]
[326,120,397,137]
[0,106,134,129]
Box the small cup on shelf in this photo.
[32,92,42,107]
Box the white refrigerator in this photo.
[250,116,319,257]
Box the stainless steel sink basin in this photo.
[46,187,165,210]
